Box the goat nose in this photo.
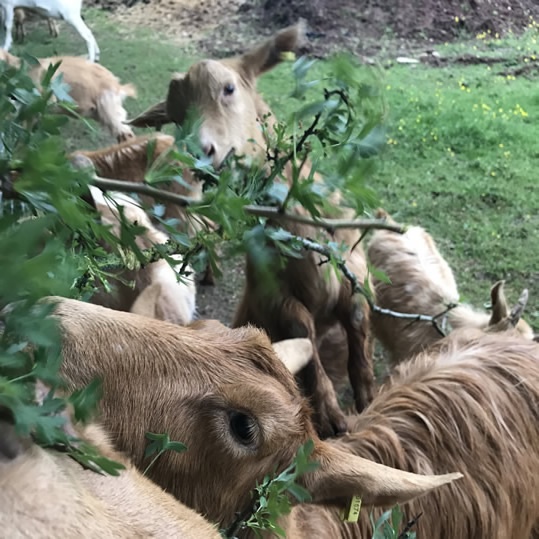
[203,143,215,157]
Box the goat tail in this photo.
[96,90,134,142]
[120,83,137,99]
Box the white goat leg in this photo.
[65,12,99,63]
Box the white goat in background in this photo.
[0,0,99,62]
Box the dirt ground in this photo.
[88,0,539,57]
[84,0,539,326]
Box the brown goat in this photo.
[327,330,539,538]
[368,209,535,364]
[53,298,460,533]
[128,23,375,438]
[0,410,221,538]
[71,134,203,231]
[72,134,215,284]
[13,7,59,42]
[0,49,136,142]
[86,186,197,325]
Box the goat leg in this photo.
[280,298,348,439]
[335,286,375,413]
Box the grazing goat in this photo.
[128,22,375,438]
[0,48,135,142]
[87,185,196,325]
[72,134,214,283]
[13,7,59,42]
[53,297,461,534]
[0,0,99,62]
[368,209,535,364]
[71,134,203,228]
[0,408,221,538]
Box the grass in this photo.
[9,11,539,331]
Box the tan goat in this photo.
[128,22,375,438]
[71,134,215,283]
[313,330,539,538]
[86,185,196,325]
[13,7,59,42]
[368,209,535,363]
[0,48,136,142]
[71,134,204,231]
[53,298,460,534]
[55,299,539,537]
[0,411,221,538]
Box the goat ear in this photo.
[272,338,313,375]
[303,442,462,508]
[489,280,509,325]
[166,73,189,125]
[238,21,306,80]
[509,288,529,327]
[127,100,169,129]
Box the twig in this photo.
[93,177,407,233]
[224,504,256,538]
[398,512,423,539]
[245,205,406,233]
[290,234,453,337]
[92,176,197,207]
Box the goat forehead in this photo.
[187,60,242,100]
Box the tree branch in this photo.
[290,234,454,337]
[246,205,405,233]
[90,178,406,233]
[92,176,197,207]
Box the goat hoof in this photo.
[316,406,348,439]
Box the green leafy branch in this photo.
[223,439,319,538]
[143,431,187,475]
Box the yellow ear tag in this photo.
[280,51,296,62]
[339,495,362,523]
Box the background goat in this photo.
[0,0,99,61]
[368,209,535,363]
[13,7,59,42]
[86,184,196,325]
[0,49,135,141]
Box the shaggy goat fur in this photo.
[368,209,535,364]
[0,49,135,141]
[319,331,539,538]
[53,298,460,533]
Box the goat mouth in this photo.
[215,147,235,171]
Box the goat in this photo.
[71,134,215,283]
[367,209,535,364]
[0,406,221,538]
[52,297,461,534]
[85,185,196,325]
[127,22,375,438]
[0,0,99,62]
[71,134,203,229]
[327,330,539,538]
[0,48,135,142]
[13,7,59,42]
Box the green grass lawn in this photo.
[10,11,539,331]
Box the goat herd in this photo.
[0,5,538,539]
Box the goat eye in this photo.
[223,83,235,96]
[229,411,257,446]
